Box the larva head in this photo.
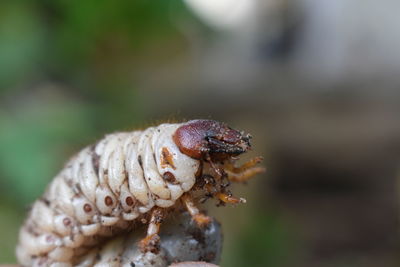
[173,119,251,161]
[173,119,264,206]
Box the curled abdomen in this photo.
[16,123,199,266]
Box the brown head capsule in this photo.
[173,119,251,160]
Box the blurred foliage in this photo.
[0,0,192,90]
[0,200,22,263]
[0,1,45,89]
[0,94,95,206]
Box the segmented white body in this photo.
[16,123,200,266]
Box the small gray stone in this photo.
[76,212,222,267]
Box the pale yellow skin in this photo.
[16,123,201,267]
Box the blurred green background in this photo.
[1,0,400,266]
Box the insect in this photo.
[16,119,264,266]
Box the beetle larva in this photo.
[16,119,264,266]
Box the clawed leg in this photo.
[182,194,212,227]
[138,208,164,253]
[225,156,265,183]
[227,156,263,173]
[215,192,246,204]
[204,183,246,205]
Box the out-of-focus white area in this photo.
[294,0,400,80]
[182,0,400,88]
[183,0,257,30]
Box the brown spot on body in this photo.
[83,203,92,213]
[163,171,178,184]
[65,178,73,187]
[105,196,113,206]
[125,196,134,206]
[138,155,143,170]
[92,151,100,175]
[26,225,36,236]
[40,198,50,207]
[63,217,72,226]
[161,147,176,169]
[73,183,83,196]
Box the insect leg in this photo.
[138,207,164,253]
[215,192,246,204]
[226,157,265,183]
[181,194,212,227]
[227,156,263,173]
